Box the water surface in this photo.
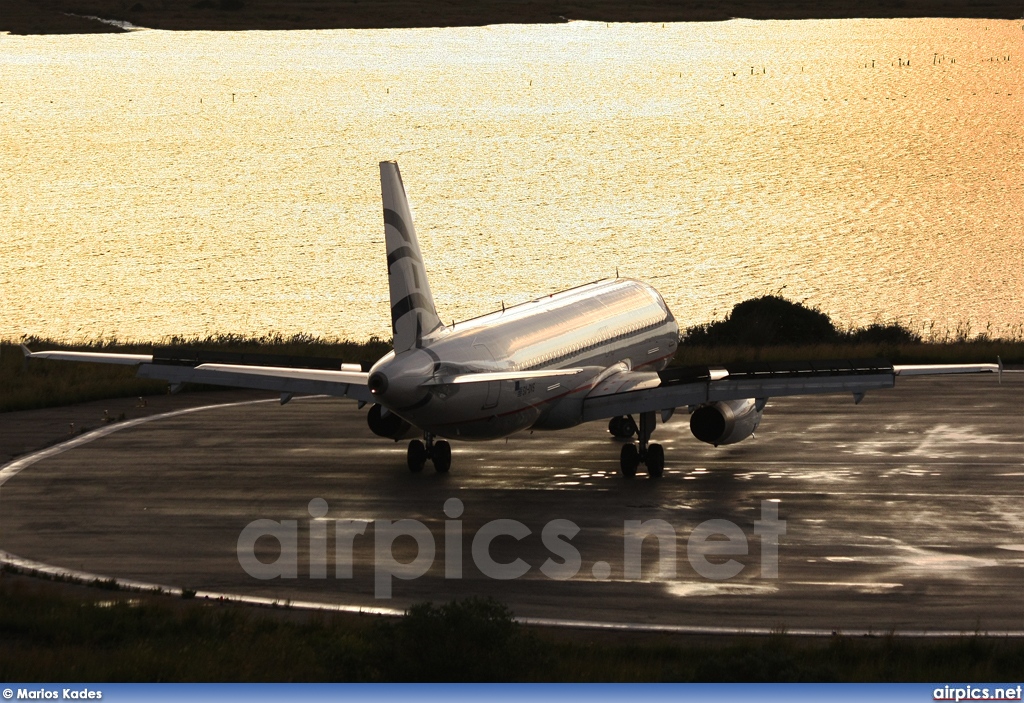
[1,20,1020,341]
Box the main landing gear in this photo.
[407,434,452,474]
[610,412,664,479]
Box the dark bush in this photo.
[846,323,921,344]
[683,295,838,347]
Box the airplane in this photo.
[22,161,1003,478]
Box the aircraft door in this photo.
[473,343,501,410]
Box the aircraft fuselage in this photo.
[368,277,678,440]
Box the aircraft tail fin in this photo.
[379,161,445,353]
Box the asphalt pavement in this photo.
[1,374,1021,634]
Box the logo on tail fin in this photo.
[380,161,445,353]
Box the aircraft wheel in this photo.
[433,440,452,474]
[407,439,427,473]
[620,443,639,478]
[608,416,636,439]
[646,443,665,478]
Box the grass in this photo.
[2,340,166,414]
[671,340,1023,367]
[1,581,1022,682]
[3,297,1020,413]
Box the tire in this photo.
[609,416,637,439]
[433,440,452,474]
[407,439,427,473]
[620,443,639,478]
[646,443,665,478]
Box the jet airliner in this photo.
[23,162,1002,478]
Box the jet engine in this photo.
[689,398,763,447]
[366,404,418,440]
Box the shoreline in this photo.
[4,1,1023,35]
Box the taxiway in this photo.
[1,374,1021,634]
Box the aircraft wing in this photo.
[22,345,373,403]
[581,358,1002,422]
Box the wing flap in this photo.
[582,357,1000,423]
[195,363,368,386]
[582,372,895,422]
[137,363,372,402]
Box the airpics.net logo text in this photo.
[236,499,786,598]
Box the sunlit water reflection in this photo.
[1,19,1020,342]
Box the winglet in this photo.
[997,356,1003,384]
[20,344,32,371]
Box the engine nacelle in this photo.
[690,398,763,446]
[366,404,418,440]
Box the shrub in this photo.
[683,295,837,347]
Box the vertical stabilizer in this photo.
[380,161,444,353]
